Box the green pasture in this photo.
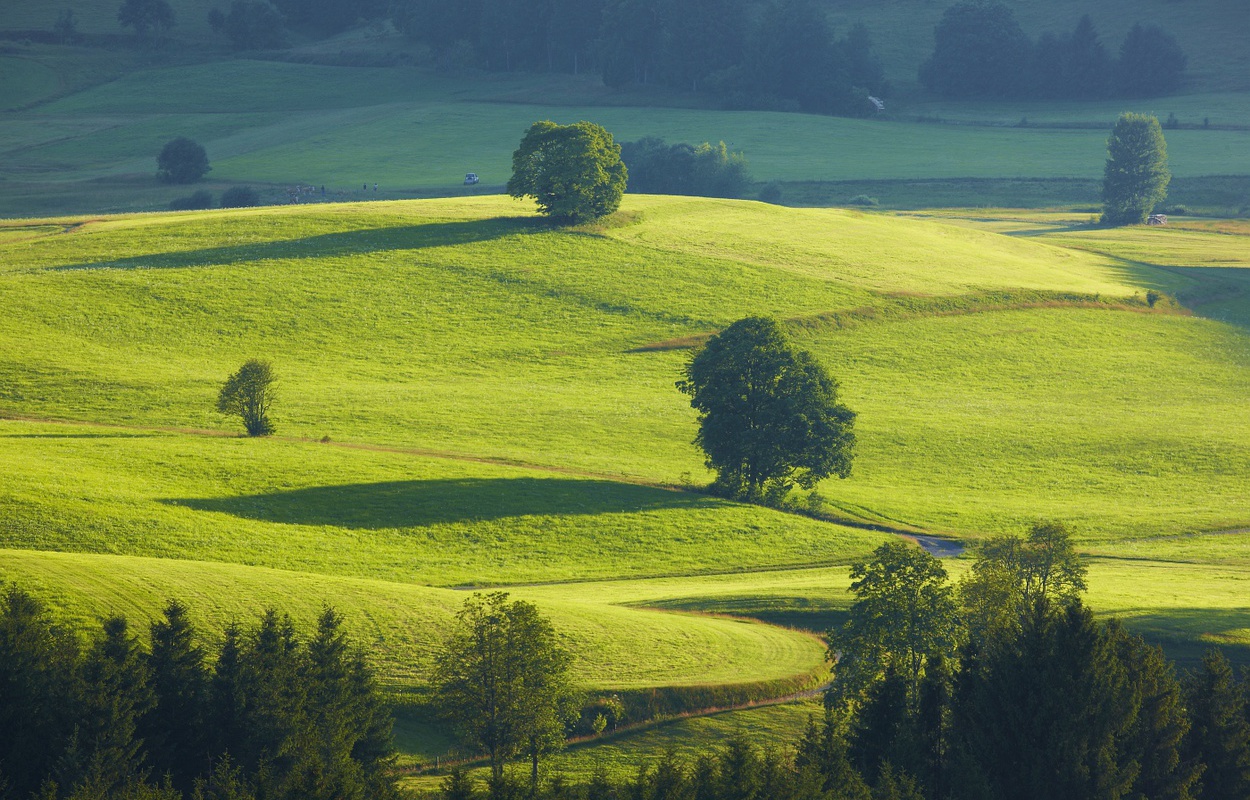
[2,196,1248,541]
[3,56,1250,217]
[0,419,887,585]
[0,547,829,694]
[402,700,826,792]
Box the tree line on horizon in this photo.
[922,4,1187,100]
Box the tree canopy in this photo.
[157,137,211,185]
[118,0,176,38]
[829,541,960,705]
[507,121,628,224]
[432,593,577,785]
[1101,112,1170,226]
[217,359,276,436]
[677,316,855,501]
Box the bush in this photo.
[157,137,210,184]
[220,186,260,208]
[620,137,751,199]
[169,190,214,210]
[758,182,783,204]
[848,194,879,207]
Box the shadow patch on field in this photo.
[1118,607,1250,667]
[54,216,547,271]
[644,597,849,634]
[0,431,152,439]
[168,477,720,528]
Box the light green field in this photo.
[2,196,1247,539]
[1,196,1248,770]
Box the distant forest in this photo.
[201,0,1190,115]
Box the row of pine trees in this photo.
[0,590,396,800]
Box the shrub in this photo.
[758,182,783,204]
[220,186,260,208]
[169,190,214,210]
[848,194,879,207]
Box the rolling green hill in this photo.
[2,195,1248,768]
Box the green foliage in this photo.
[170,190,215,210]
[678,317,856,501]
[143,600,209,793]
[620,138,751,199]
[117,0,175,38]
[1184,650,1250,800]
[220,185,261,208]
[0,587,80,800]
[157,136,211,184]
[433,593,578,781]
[920,2,1031,99]
[208,1,284,50]
[959,521,1088,643]
[1102,113,1171,226]
[951,603,1140,800]
[828,542,959,705]
[216,359,276,436]
[507,121,627,224]
[1116,23,1188,98]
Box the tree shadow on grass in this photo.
[1117,607,1250,667]
[55,216,549,271]
[166,477,724,529]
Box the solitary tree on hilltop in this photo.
[507,120,628,224]
[1102,112,1170,226]
[217,359,276,436]
[678,316,856,502]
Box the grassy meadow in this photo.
[2,195,1249,779]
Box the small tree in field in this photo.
[217,359,275,436]
[157,137,210,184]
[677,316,856,502]
[1101,112,1170,226]
[432,593,577,787]
[507,120,627,224]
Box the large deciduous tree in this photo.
[959,520,1088,642]
[677,316,855,502]
[432,593,577,785]
[828,541,960,706]
[1101,112,1170,226]
[507,121,627,224]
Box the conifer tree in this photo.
[850,665,910,785]
[1184,650,1250,800]
[62,616,155,794]
[0,587,80,799]
[1113,627,1200,800]
[145,600,209,792]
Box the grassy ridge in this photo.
[2,197,1248,540]
[0,547,830,693]
[0,419,888,585]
